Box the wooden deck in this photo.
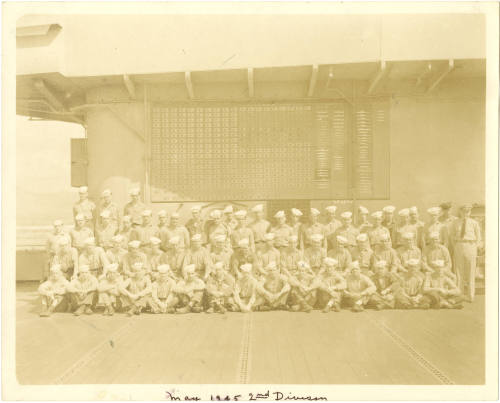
[16,282,484,385]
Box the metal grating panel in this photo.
[150,103,349,202]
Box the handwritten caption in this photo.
[165,390,328,401]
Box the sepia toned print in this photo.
[5,2,499,400]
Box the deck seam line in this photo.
[53,321,135,385]
[237,313,252,384]
[369,317,454,385]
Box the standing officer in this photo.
[450,203,482,302]
[73,186,96,231]
[123,187,146,222]
[271,211,293,251]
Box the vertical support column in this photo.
[144,84,151,203]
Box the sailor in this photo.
[67,265,98,316]
[303,233,327,274]
[257,233,281,273]
[422,206,449,250]
[46,219,71,260]
[207,209,231,249]
[123,187,146,222]
[409,206,425,250]
[49,237,78,280]
[105,235,128,273]
[229,238,262,279]
[96,209,118,250]
[159,212,190,252]
[312,257,346,313]
[324,205,342,249]
[255,262,291,311]
[149,264,178,314]
[122,240,148,277]
[174,264,206,314]
[97,263,123,315]
[185,205,205,241]
[233,263,258,313]
[371,234,404,274]
[230,210,255,251]
[450,203,482,302]
[70,214,94,253]
[223,205,238,231]
[286,260,317,312]
[422,259,463,309]
[343,261,377,312]
[289,208,303,238]
[118,215,133,249]
[300,208,326,250]
[382,205,397,243]
[351,233,374,278]
[205,261,237,313]
[331,211,359,254]
[73,186,96,230]
[422,231,455,281]
[38,265,70,317]
[130,209,159,255]
[271,210,293,250]
[250,204,271,252]
[209,234,232,272]
[78,237,109,277]
[279,235,305,276]
[357,205,373,234]
[119,261,152,316]
[370,260,398,310]
[397,232,422,271]
[147,236,164,279]
[368,211,391,248]
[157,210,168,231]
[182,233,212,280]
[97,189,120,229]
[393,259,429,309]
[159,236,186,280]
[327,235,352,274]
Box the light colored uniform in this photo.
[331,225,360,253]
[78,247,109,276]
[38,277,69,311]
[98,201,120,228]
[422,244,453,274]
[394,273,426,308]
[303,247,327,274]
[397,246,422,270]
[422,221,449,250]
[257,247,281,273]
[150,277,178,313]
[351,246,374,276]
[300,222,326,250]
[313,271,346,308]
[73,199,97,229]
[70,226,94,253]
[423,273,463,308]
[130,224,159,254]
[450,217,481,300]
[160,250,185,279]
[97,276,123,307]
[120,275,152,309]
[344,274,377,307]
[105,248,127,273]
[369,226,391,247]
[371,248,403,273]
[280,248,305,275]
[327,248,352,273]
[50,248,78,279]
[123,200,146,222]
[255,273,290,308]
[206,272,236,309]
[122,251,149,276]
[182,247,212,279]
[174,277,206,309]
[46,231,71,258]
[250,219,271,244]
[68,274,98,307]
[230,227,255,251]
[270,224,293,249]
[96,223,118,250]
[160,225,190,251]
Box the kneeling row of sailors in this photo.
[38,250,463,317]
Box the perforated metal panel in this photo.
[150,102,388,202]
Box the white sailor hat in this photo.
[79,186,88,194]
[191,233,202,242]
[336,235,348,244]
[429,231,440,240]
[171,212,180,219]
[398,208,410,217]
[100,209,111,218]
[112,234,124,243]
[297,260,311,270]
[84,237,96,246]
[358,205,369,214]
[251,204,264,213]
[237,238,249,247]
[350,261,361,270]
[291,208,303,217]
[407,258,420,266]
[105,263,118,273]
[128,240,141,249]
[132,261,144,271]
[288,235,298,243]
[374,260,387,268]
[240,263,252,273]
[235,210,247,219]
[150,236,161,245]
[210,209,222,219]
[427,207,441,216]
[264,233,275,241]
[310,233,324,243]
[340,211,353,219]
[141,209,152,217]
[274,210,285,219]
[310,208,320,216]
[75,214,85,221]
[383,205,396,213]
[402,232,415,240]
[223,205,233,214]
[157,210,167,218]
[356,233,368,242]
[129,187,140,196]
[191,205,202,213]
[53,219,63,226]
[432,259,445,267]
[168,236,180,245]
[214,234,226,243]
[323,257,338,267]
[157,264,170,274]
[185,264,196,274]
[409,206,418,214]
[214,261,224,270]
[325,205,337,214]
[79,265,90,273]
[101,189,111,197]
[371,211,383,219]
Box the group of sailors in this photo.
[38,186,483,317]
